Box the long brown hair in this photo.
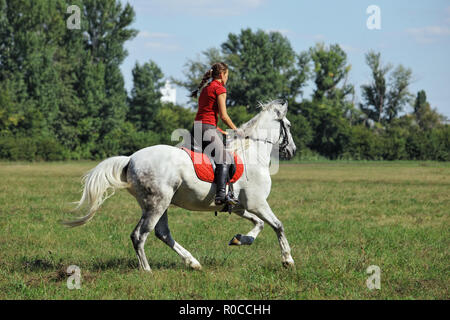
[190,62,228,98]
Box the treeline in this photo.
[0,1,448,161]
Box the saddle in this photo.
[179,130,244,215]
[179,133,243,184]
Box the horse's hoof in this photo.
[229,236,241,246]
[140,267,152,273]
[229,234,255,246]
[282,258,295,268]
[188,260,202,270]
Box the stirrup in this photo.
[214,194,238,206]
[214,195,239,216]
[225,180,239,206]
[225,193,239,205]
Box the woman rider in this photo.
[190,62,243,205]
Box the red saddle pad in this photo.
[181,147,244,183]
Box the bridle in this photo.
[243,119,289,150]
[233,119,290,181]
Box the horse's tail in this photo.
[61,156,130,227]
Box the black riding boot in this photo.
[214,163,229,205]
[214,164,239,206]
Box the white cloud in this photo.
[265,29,290,35]
[340,44,362,53]
[407,26,450,37]
[144,42,182,52]
[406,25,450,44]
[134,31,180,52]
[126,0,265,16]
[137,31,173,39]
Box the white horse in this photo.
[63,100,297,272]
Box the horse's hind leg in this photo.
[131,209,165,272]
[130,214,152,271]
[154,211,202,270]
[229,209,264,246]
[130,188,172,272]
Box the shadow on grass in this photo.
[20,256,63,272]
[90,257,139,271]
[19,255,181,274]
[91,257,180,271]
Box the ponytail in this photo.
[190,69,213,98]
[189,62,228,98]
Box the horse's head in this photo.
[236,100,297,160]
[240,100,296,160]
[270,101,297,160]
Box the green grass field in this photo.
[0,161,448,299]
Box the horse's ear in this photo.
[276,101,288,119]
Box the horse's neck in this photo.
[228,111,278,167]
[235,127,277,168]
[246,139,273,168]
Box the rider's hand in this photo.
[234,128,245,138]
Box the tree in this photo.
[0,78,26,133]
[360,51,413,124]
[0,0,69,136]
[152,103,196,144]
[0,0,138,159]
[300,98,352,159]
[221,29,309,111]
[309,43,353,101]
[286,111,313,156]
[385,65,413,122]
[82,0,138,139]
[56,0,137,157]
[300,43,355,158]
[176,29,310,112]
[127,60,164,131]
[360,51,391,123]
[413,90,446,130]
[174,47,225,107]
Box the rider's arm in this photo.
[217,93,238,131]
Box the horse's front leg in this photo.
[229,209,264,246]
[247,201,294,268]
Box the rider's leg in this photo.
[201,124,234,204]
[212,137,234,204]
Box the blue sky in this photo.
[119,0,450,118]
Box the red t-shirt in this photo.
[195,79,227,126]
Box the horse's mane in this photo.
[238,99,283,131]
[228,99,283,152]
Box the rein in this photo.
[227,119,290,182]
[243,120,289,149]
[234,120,289,182]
